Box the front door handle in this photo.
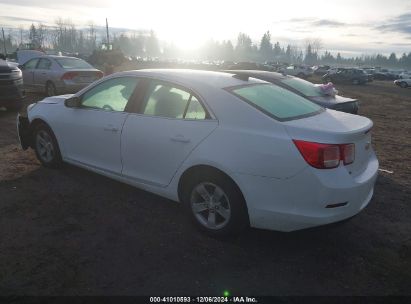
[171,135,190,143]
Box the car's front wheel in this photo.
[182,172,249,236]
[400,82,408,88]
[33,123,62,168]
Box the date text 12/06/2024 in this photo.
[149,296,258,303]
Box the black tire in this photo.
[181,171,249,237]
[45,81,57,97]
[400,82,408,88]
[33,123,62,168]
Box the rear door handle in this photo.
[103,125,119,132]
[171,135,190,143]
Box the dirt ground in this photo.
[0,79,410,296]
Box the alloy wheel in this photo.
[36,130,55,163]
[190,182,231,230]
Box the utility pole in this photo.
[105,18,110,49]
[1,27,7,58]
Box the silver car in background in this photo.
[20,55,103,96]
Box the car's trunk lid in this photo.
[283,109,373,176]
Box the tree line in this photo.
[1,22,411,69]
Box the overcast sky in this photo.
[1,0,411,56]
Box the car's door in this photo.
[121,80,218,187]
[56,76,140,174]
[33,58,52,89]
[21,58,38,89]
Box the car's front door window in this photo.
[81,77,139,112]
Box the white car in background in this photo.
[17,70,379,236]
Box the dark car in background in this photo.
[312,65,330,76]
[0,59,25,111]
[224,70,359,114]
[373,70,398,80]
[323,68,368,85]
[20,55,103,97]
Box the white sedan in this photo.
[18,69,379,236]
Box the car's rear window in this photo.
[281,77,324,97]
[228,84,323,121]
[55,58,93,69]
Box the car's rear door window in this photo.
[36,58,52,70]
[185,96,206,120]
[140,81,208,120]
[228,84,323,121]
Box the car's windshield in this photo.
[228,83,323,121]
[280,77,324,97]
[55,57,93,69]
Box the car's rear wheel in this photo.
[33,123,62,168]
[400,82,408,88]
[45,81,57,97]
[182,172,249,236]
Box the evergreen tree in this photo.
[259,31,272,61]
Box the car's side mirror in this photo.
[18,65,24,70]
[64,96,81,108]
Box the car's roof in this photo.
[114,69,268,89]
[30,55,83,60]
[45,55,83,60]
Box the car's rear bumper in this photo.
[233,153,379,232]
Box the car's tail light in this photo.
[61,72,79,80]
[293,140,355,169]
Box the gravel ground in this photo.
[0,80,410,296]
